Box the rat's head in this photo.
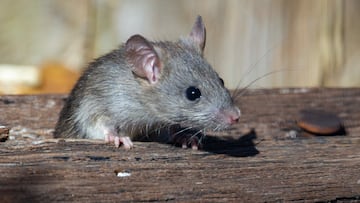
[125,16,240,131]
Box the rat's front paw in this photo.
[104,133,133,149]
[170,133,203,150]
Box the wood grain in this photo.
[0,88,359,202]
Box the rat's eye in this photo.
[219,78,224,86]
[186,86,201,101]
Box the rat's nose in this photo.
[226,107,241,125]
[229,115,240,124]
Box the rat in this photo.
[54,16,241,149]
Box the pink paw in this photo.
[105,133,133,149]
[171,134,202,150]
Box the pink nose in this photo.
[229,115,240,124]
[227,107,241,125]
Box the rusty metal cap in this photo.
[297,109,343,135]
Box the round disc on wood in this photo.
[297,109,342,135]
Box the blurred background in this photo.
[0,0,359,94]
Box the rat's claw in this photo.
[175,135,201,150]
[191,142,199,150]
[119,136,133,149]
[190,136,200,150]
[182,142,188,149]
[104,131,133,149]
[114,136,120,148]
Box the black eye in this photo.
[219,78,224,86]
[186,86,201,101]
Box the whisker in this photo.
[198,129,207,145]
[190,129,203,139]
[232,42,280,98]
[172,126,194,137]
[233,67,300,101]
[187,129,203,146]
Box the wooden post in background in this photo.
[0,0,359,94]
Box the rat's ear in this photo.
[189,15,206,53]
[125,35,161,84]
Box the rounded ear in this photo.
[125,35,161,84]
[189,15,206,53]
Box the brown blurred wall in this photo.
[0,0,359,93]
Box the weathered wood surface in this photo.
[0,88,359,202]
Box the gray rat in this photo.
[54,16,240,149]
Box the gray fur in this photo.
[54,16,240,142]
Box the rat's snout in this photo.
[229,107,241,124]
[229,112,240,124]
[222,106,241,125]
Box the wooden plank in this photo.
[0,88,359,202]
